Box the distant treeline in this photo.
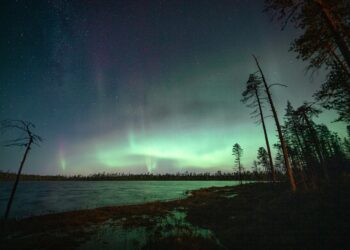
[0,170,276,181]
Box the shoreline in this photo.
[1,182,349,249]
[0,180,242,219]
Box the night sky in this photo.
[0,0,347,175]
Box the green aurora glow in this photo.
[0,0,347,175]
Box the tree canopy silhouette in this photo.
[265,0,350,135]
[265,0,350,71]
[232,143,243,185]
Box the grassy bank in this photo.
[1,181,349,249]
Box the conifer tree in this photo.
[242,73,276,182]
[232,143,243,185]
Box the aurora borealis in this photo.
[0,0,347,175]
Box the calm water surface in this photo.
[0,180,239,218]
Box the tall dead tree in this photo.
[253,55,297,192]
[242,74,276,182]
[1,120,42,219]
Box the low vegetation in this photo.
[1,180,349,249]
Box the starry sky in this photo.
[0,0,347,175]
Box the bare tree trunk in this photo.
[315,0,350,70]
[253,55,297,192]
[4,139,32,219]
[255,91,276,182]
[253,161,259,177]
[238,159,242,185]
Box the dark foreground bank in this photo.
[1,181,349,250]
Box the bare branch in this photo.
[0,120,42,148]
[268,83,288,89]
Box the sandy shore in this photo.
[1,182,349,249]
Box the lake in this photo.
[0,180,239,218]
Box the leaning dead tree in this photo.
[242,73,276,183]
[253,55,297,192]
[1,120,42,219]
